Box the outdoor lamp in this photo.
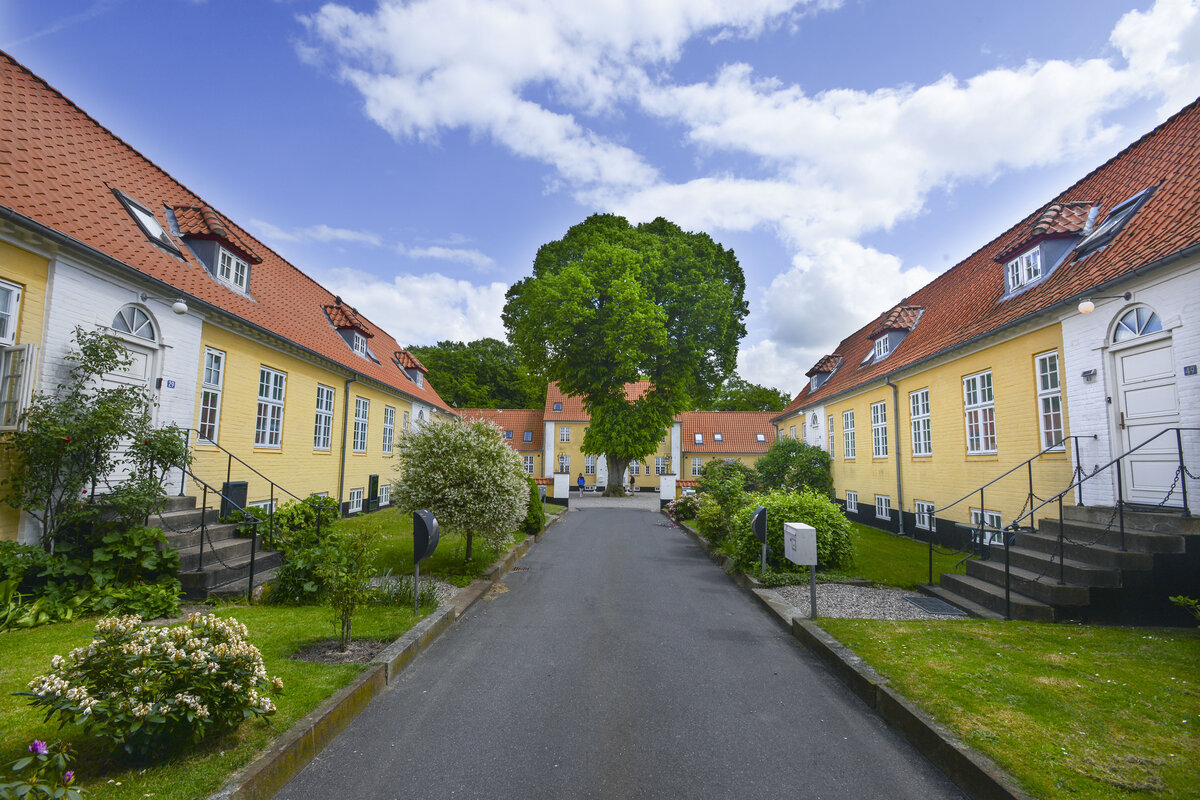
[140,292,189,315]
[1077,291,1131,314]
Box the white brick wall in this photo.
[1061,258,1200,510]
[803,405,827,450]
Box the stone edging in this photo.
[672,515,1034,800]
[209,510,569,800]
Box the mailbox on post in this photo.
[751,506,767,574]
[783,522,819,619]
[412,510,440,612]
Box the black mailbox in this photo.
[751,505,767,543]
[413,509,440,564]
[221,481,248,519]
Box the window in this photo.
[552,401,562,412]
[413,371,424,388]
[403,410,410,431]
[1034,352,1065,450]
[217,248,248,292]
[351,331,368,357]
[0,279,22,345]
[630,461,640,476]
[691,457,703,476]
[379,484,391,507]
[112,305,156,340]
[254,367,286,448]
[963,370,996,454]
[1113,306,1162,342]
[523,430,533,442]
[0,343,36,430]
[871,401,888,457]
[353,397,369,453]
[311,384,334,450]
[382,406,395,454]
[915,500,935,531]
[585,455,596,475]
[559,426,571,443]
[1004,247,1041,292]
[349,488,363,514]
[827,416,834,458]
[116,191,180,255]
[694,432,704,445]
[910,388,931,457]
[1077,189,1153,257]
[523,455,535,474]
[875,495,891,520]
[199,347,225,443]
[843,410,856,458]
[714,432,723,442]
[755,433,766,442]
[873,335,890,361]
[971,508,1003,544]
[789,425,796,439]
[655,457,667,475]
[558,453,570,473]
[247,499,278,518]
[845,491,858,514]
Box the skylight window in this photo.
[553,402,562,412]
[713,433,723,442]
[217,247,248,292]
[523,430,533,442]
[755,433,766,442]
[694,432,704,444]
[1005,246,1042,292]
[115,191,180,256]
[1076,188,1154,258]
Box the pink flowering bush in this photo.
[20,613,282,758]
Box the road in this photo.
[277,508,966,799]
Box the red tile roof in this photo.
[776,95,1200,422]
[170,204,261,263]
[544,380,653,419]
[805,354,841,377]
[394,350,427,373]
[0,52,452,413]
[323,302,374,337]
[1029,201,1094,237]
[681,411,775,454]
[867,304,922,338]
[456,408,544,451]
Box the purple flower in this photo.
[28,740,48,755]
[63,771,75,784]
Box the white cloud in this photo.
[318,267,509,345]
[402,244,495,269]
[1111,0,1200,118]
[250,218,383,246]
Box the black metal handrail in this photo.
[175,465,263,603]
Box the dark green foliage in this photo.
[504,214,748,493]
[267,495,350,604]
[521,477,545,536]
[709,374,789,412]
[727,490,854,575]
[694,495,726,543]
[406,338,544,409]
[695,463,753,544]
[755,438,833,496]
[1170,595,1200,625]
[317,529,379,650]
[697,458,759,494]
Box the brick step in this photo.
[1062,505,1200,536]
[161,495,198,514]
[938,573,1055,622]
[1016,530,1157,570]
[156,506,222,533]
[1001,545,1122,588]
[178,550,283,600]
[162,521,241,552]
[1037,518,1188,555]
[966,559,1090,607]
[918,583,1004,621]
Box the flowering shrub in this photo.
[20,613,282,758]
[664,495,699,523]
[0,740,84,799]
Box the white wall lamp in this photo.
[1077,291,1131,314]
[140,292,189,315]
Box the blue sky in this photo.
[3,0,1199,395]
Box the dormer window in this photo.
[413,371,424,387]
[873,335,890,360]
[351,331,368,357]
[217,248,248,292]
[115,191,180,256]
[810,376,819,391]
[1005,246,1042,292]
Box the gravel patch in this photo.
[774,582,964,621]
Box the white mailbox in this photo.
[783,522,817,566]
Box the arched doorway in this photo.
[101,304,163,487]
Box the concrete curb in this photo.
[210,514,564,800]
[671,514,1034,800]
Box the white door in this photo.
[1113,333,1181,506]
[98,340,158,489]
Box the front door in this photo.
[1113,330,1181,506]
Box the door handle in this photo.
[1119,411,1125,430]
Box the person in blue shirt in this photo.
[577,473,585,496]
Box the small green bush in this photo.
[521,478,545,537]
[21,613,282,759]
[694,494,727,543]
[266,495,342,604]
[317,529,379,651]
[728,489,854,575]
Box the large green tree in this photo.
[406,338,543,409]
[709,374,790,412]
[503,214,748,494]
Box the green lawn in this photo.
[843,522,966,589]
[818,618,1200,800]
[0,604,423,800]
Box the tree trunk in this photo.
[603,455,630,496]
[464,531,474,563]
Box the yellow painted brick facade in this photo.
[190,322,412,512]
[827,324,1074,528]
[0,242,50,541]
[547,421,673,490]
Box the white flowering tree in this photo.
[393,417,528,563]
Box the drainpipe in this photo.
[338,374,360,513]
[885,375,906,537]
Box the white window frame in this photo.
[348,488,364,514]
[914,500,935,531]
[871,401,888,457]
[382,405,396,454]
[875,494,891,520]
[558,453,570,473]
[843,410,856,458]
[691,457,703,476]
[353,396,369,453]
[789,425,796,439]
[655,456,668,475]
[873,335,889,361]
[0,343,36,430]
[378,484,391,507]
[1035,351,1065,451]
[0,279,22,346]
[584,455,596,475]
[630,461,640,476]
[403,410,410,431]
[1005,246,1041,292]
[845,491,858,514]
[963,370,997,454]
[523,455,535,474]
[910,388,931,457]
[217,247,248,292]
[254,366,286,448]
[827,416,835,458]
[199,347,225,444]
[312,384,334,451]
[559,426,571,443]
[352,331,368,357]
[971,508,1004,545]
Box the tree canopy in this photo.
[755,437,833,497]
[708,374,790,412]
[503,214,748,493]
[405,338,543,409]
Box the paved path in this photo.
[277,508,965,800]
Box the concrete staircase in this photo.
[154,495,283,600]
[922,505,1200,624]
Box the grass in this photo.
[840,522,966,589]
[0,603,423,800]
[817,618,1200,800]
